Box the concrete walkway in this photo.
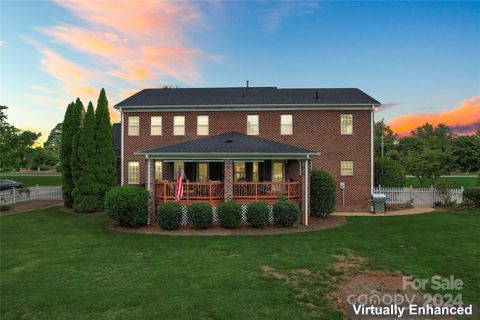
[332,207,435,217]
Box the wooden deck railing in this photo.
[233,181,301,202]
[155,181,224,205]
[155,181,301,205]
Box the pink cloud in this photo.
[389,96,480,136]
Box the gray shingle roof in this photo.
[136,132,318,156]
[115,87,380,108]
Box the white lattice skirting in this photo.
[180,204,274,226]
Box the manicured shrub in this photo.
[374,157,406,187]
[310,169,336,217]
[272,199,300,227]
[0,204,10,211]
[217,200,242,229]
[188,203,212,229]
[246,201,269,229]
[157,202,182,230]
[105,185,149,227]
[464,187,480,208]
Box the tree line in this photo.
[61,89,116,213]
[374,122,480,187]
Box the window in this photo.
[234,162,246,182]
[128,161,139,184]
[197,163,208,182]
[252,162,259,182]
[173,116,185,136]
[281,115,293,135]
[151,116,162,135]
[272,161,284,182]
[174,162,185,180]
[197,115,209,136]
[341,114,353,135]
[247,115,259,135]
[155,161,162,181]
[128,116,139,136]
[341,161,354,176]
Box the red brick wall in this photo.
[121,109,372,206]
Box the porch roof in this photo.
[135,132,320,160]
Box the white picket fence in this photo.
[374,186,465,207]
[0,186,62,205]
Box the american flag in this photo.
[174,164,185,202]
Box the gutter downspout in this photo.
[304,156,309,226]
[371,105,375,195]
[120,108,124,185]
[147,155,151,225]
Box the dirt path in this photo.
[0,200,63,216]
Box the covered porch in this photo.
[135,132,319,224]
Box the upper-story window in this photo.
[128,116,139,136]
[150,116,162,136]
[341,114,353,135]
[281,115,293,135]
[197,115,209,136]
[341,161,354,176]
[247,115,259,135]
[173,116,185,136]
[128,161,140,184]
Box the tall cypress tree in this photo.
[71,99,85,193]
[60,102,74,207]
[72,102,99,213]
[94,88,117,210]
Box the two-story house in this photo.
[114,86,380,225]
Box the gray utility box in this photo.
[371,194,387,214]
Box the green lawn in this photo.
[1,208,479,319]
[405,175,478,188]
[0,173,62,187]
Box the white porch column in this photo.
[147,157,152,225]
[304,158,309,226]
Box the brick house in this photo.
[114,87,380,225]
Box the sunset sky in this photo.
[0,1,479,141]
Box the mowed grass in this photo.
[405,175,478,188]
[1,208,479,319]
[0,173,62,187]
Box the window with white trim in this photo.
[151,116,162,135]
[341,114,353,135]
[272,161,284,182]
[234,162,246,182]
[197,115,209,136]
[173,116,185,136]
[281,115,293,135]
[154,161,162,181]
[128,161,140,184]
[247,115,259,135]
[128,116,139,136]
[197,162,208,182]
[341,161,354,176]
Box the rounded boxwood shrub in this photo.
[105,185,149,227]
[310,169,336,217]
[374,157,406,188]
[217,200,242,229]
[157,202,183,230]
[464,187,480,208]
[272,199,300,227]
[246,201,269,229]
[188,203,213,229]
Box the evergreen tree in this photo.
[72,102,100,213]
[71,99,85,193]
[60,102,75,207]
[94,88,117,210]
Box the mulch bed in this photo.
[106,215,347,236]
[0,200,63,216]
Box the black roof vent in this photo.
[225,139,233,143]
[315,91,319,100]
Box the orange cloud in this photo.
[389,96,480,136]
[40,0,212,84]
